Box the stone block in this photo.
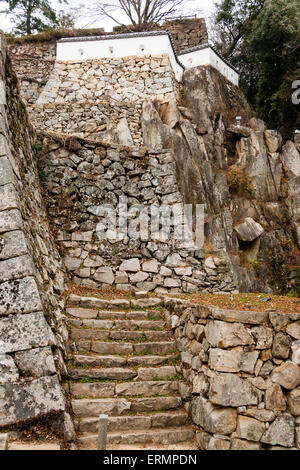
[205,320,254,348]
[265,382,286,411]
[119,258,140,272]
[209,348,259,374]
[94,267,115,285]
[211,308,268,324]
[0,183,18,211]
[272,332,292,359]
[14,347,56,378]
[286,322,300,340]
[0,312,54,354]
[287,389,300,416]
[272,361,300,390]
[0,434,8,450]
[251,326,274,349]
[192,397,237,435]
[142,259,159,273]
[0,354,19,383]
[0,376,65,426]
[0,209,23,234]
[0,254,33,282]
[236,415,265,442]
[0,276,42,316]
[0,230,27,261]
[261,415,295,447]
[209,373,259,407]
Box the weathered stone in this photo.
[0,433,8,450]
[142,259,159,273]
[269,313,289,332]
[0,277,42,316]
[70,382,115,398]
[205,320,253,348]
[131,298,162,308]
[272,333,292,359]
[181,351,192,367]
[287,389,300,416]
[0,376,65,426]
[209,373,259,407]
[119,258,140,272]
[94,267,114,285]
[236,415,265,442]
[264,130,282,153]
[192,397,237,435]
[291,340,300,365]
[252,326,274,349]
[14,347,56,378]
[231,438,261,450]
[192,374,209,395]
[72,398,131,418]
[272,361,300,390]
[211,308,268,325]
[209,349,259,374]
[0,354,19,383]
[265,382,286,411]
[234,217,264,242]
[286,322,300,340]
[261,415,295,447]
[0,312,55,354]
[137,366,176,381]
[0,230,27,261]
[243,408,275,422]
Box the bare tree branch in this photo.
[89,0,197,31]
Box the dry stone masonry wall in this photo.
[0,32,69,430]
[7,41,56,104]
[164,298,300,450]
[37,136,237,294]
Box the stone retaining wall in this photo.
[0,33,69,429]
[29,101,143,145]
[164,298,300,449]
[37,135,237,294]
[7,41,56,104]
[37,55,178,105]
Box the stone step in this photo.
[69,367,137,381]
[70,380,179,399]
[71,353,178,368]
[72,396,182,418]
[108,330,171,341]
[99,311,162,321]
[77,426,195,448]
[74,319,165,330]
[72,354,128,368]
[77,341,176,355]
[68,295,163,310]
[76,411,190,433]
[71,329,169,343]
[69,364,178,381]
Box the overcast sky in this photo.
[0,0,219,34]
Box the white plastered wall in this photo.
[178,47,239,86]
[56,34,183,82]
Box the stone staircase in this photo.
[65,294,197,450]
